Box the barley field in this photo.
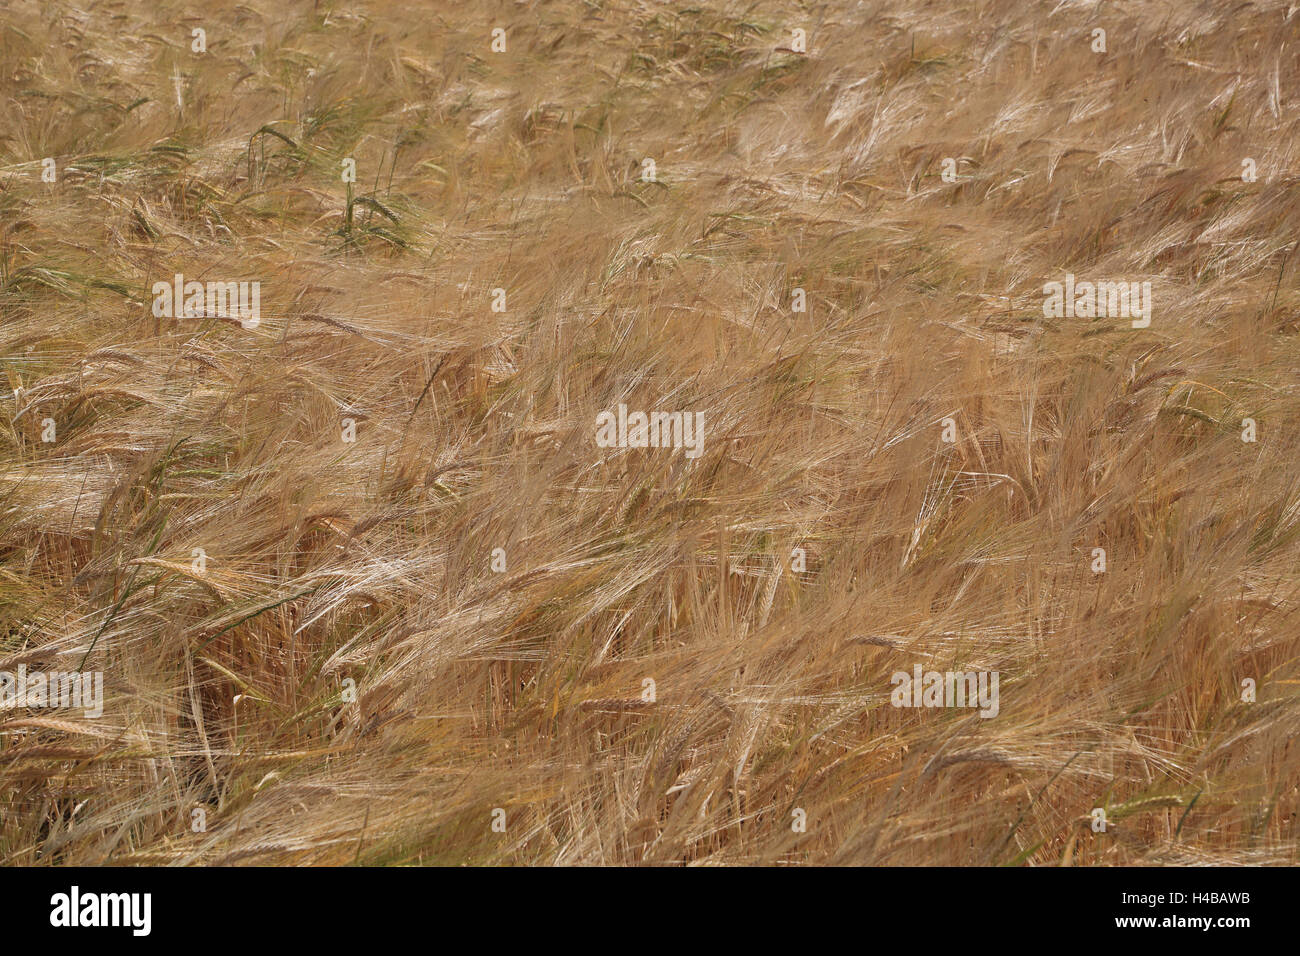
[2,0,1299,865]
